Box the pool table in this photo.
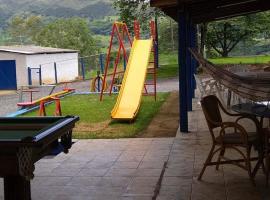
[0,116,79,200]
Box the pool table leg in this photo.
[61,130,72,153]
[4,176,31,200]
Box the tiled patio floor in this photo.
[0,100,269,200]
[158,103,270,200]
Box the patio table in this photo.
[232,102,270,184]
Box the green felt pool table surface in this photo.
[0,116,77,142]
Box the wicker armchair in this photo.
[199,95,261,185]
[263,128,270,186]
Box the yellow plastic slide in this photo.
[111,38,153,120]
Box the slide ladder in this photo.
[143,20,157,101]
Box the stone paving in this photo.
[157,102,270,200]
[32,138,174,200]
[26,101,269,200]
[0,78,270,199]
[0,99,268,199]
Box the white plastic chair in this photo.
[194,74,226,106]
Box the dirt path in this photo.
[138,91,179,137]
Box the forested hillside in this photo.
[0,0,115,28]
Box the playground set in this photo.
[100,20,158,120]
[13,20,158,122]
[90,21,158,96]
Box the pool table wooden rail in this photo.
[0,115,79,200]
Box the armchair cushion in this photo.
[215,132,258,145]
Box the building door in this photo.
[0,60,17,90]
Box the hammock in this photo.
[189,49,270,102]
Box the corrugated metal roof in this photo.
[0,46,78,55]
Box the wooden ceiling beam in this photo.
[189,0,257,15]
[150,0,177,8]
[191,0,270,23]
[151,0,270,24]
[159,7,178,21]
[151,0,258,8]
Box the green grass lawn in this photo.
[156,64,178,79]
[209,55,270,64]
[159,53,178,65]
[156,52,178,79]
[22,93,169,139]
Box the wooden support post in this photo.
[178,8,189,133]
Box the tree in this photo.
[158,17,178,52]
[199,23,208,57]
[34,18,99,56]
[205,11,270,57]
[112,0,158,34]
[7,15,43,44]
[251,11,270,39]
[206,16,256,57]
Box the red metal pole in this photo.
[134,20,140,39]
[150,20,157,101]
[109,45,122,95]
[115,25,129,67]
[150,20,156,39]
[153,51,157,101]
[38,101,46,116]
[124,24,133,47]
[51,97,62,116]
[100,24,116,101]
[122,24,133,64]
[144,85,148,94]
[101,22,134,99]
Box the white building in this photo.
[0,46,79,90]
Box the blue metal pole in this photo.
[186,19,192,112]
[54,62,58,84]
[123,57,126,71]
[155,16,159,68]
[179,9,189,133]
[99,54,104,74]
[27,67,32,85]
[190,25,198,98]
[97,76,100,92]
[80,58,85,80]
[39,65,42,85]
